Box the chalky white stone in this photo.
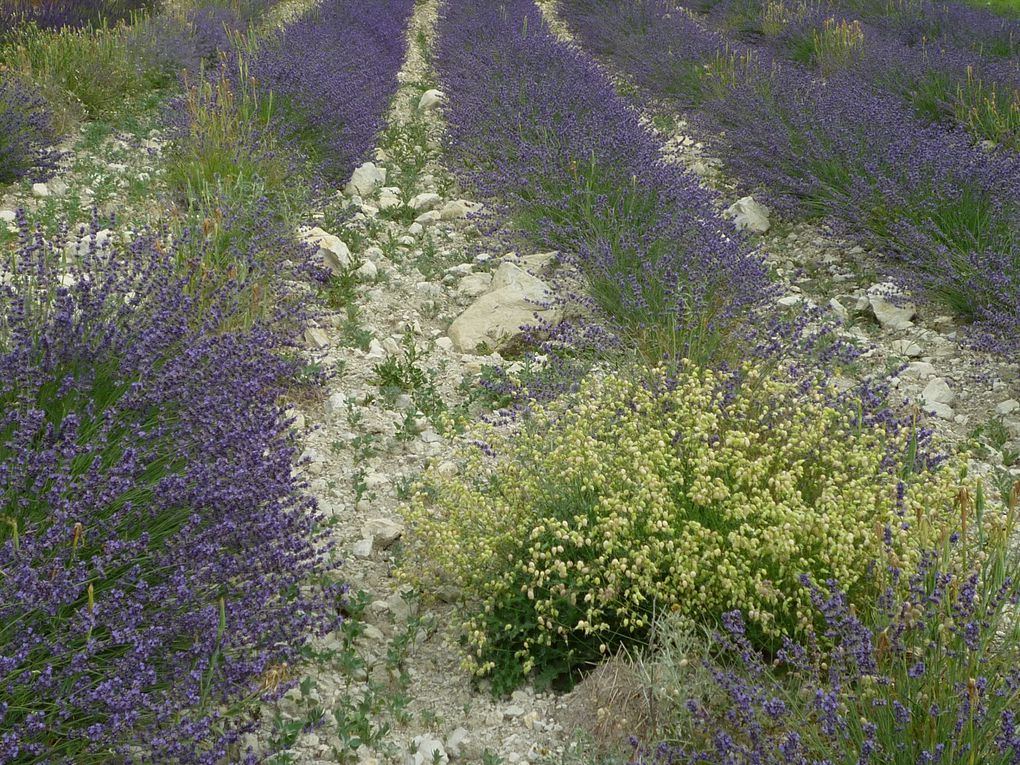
[725,195,770,233]
[300,226,352,273]
[448,263,561,352]
[867,283,916,330]
[922,377,955,405]
[409,192,442,211]
[304,327,330,349]
[996,399,1020,415]
[418,89,444,111]
[345,161,387,196]
[362,518,403,549]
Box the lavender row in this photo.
[0,0,159,36]
[826,0,1020,59]
[435,0,771,365]
[247,0,416,184]
[0,76,55,184]
[0,1,275,186]
[559,0,1020,355]
[684,0,1020,148]
[0,218,340,763]
[630,535,1020,764]
[689,0,1020,61]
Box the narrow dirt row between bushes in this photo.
[249,1,589,762]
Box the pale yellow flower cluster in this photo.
[398,363,959,678]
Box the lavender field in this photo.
[1,0,1018,762]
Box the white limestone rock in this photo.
[418,89,444,111]
[325,391,348,414]
[304,327,330,349]
[344,162,387,197]
[377,193,402,210]
[921,377,955,406]
[445,727,471,759]
[448,263,560,352]
[356,259,378,280]
[439,199,482,220]
[996,399,1019,415]
[725,195,770,233]
[829,298,849,322]
[457,272,492,298]
[352,538,374,559]
[362,518,403,549]
[901,361,936,379]
[414,210,442,226]
[867,283,916,330]
[890,339,922,357]
[300,227,352,274]
[409,192,442,211]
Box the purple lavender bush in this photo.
[684,0,1020,60]
[558,0,736,109]
[0,217,339,763]
[0,0,160,34]
[436,0,771,365]
[180,0,278,64]
[0,75,54,184]
[694,1,1020,149]
[700,68,1020,354]
[559,0,1020,355]
[247,0,414,184]
[630,483,1020,765]
[835,0,1020,59]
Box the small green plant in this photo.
[324,257,366,312]
[341,312,373,351]
[970,417,1019,468]
[352,433,377,460]
[396,409,425,442]
[353,468,369,504]
[414,236,463,281]
[372,331,446,419]
[346,400,364,429]
[373,337,429,392]
[395,475,416,501]
[379,107,435,201]
[332,693,392,759]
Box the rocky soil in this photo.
[4,0,1016,763]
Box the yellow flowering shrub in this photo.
[399,363,959,693]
